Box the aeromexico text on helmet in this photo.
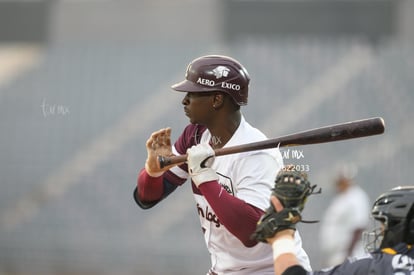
[196,65,242,91]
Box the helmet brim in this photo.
[171,80,215,93]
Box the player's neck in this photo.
[208,111,241,149]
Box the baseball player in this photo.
[319,168,371,266]
[134,55,311,274]
[253,169,414,275]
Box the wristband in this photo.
[272,237,295,260]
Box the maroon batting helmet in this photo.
[171,55,250,106]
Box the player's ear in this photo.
[212,92,225,109]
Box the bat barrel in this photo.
[279,117,385,146]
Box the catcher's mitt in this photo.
[251,168,320,243]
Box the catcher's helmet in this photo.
[367,186,414,250]
[171,55,250,106]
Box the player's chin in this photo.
[185,112,205,125]
[188,117,198,124]
[185,113,196,124]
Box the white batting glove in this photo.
[187,143,218,187]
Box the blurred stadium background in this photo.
[0,0,413,274]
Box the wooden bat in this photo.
[158,117,385,168]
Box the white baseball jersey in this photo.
[319,184,371,267]
[169,116,312,274]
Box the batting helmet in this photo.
[367,186,414,250]
[171,55,250,106]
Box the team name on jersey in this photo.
[196,77,241,91]
[197,203,220,228]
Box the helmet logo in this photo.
[212,66,230,79]
[197,77,215,87]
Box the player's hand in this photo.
[145,127,174,177]
[266,196,295,244]
[252,169,317,243]
[187,143,218,187]
[271,195,284,212]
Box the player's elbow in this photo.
[228,225,258,247]
[241,236,258,247]
[133,188,158,210]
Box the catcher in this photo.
[252,169,414,275]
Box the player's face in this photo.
[182,92,216,124]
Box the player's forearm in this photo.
[269,231,304,275]
[280,265,308,275]
[137,168,164,202]
[276,256,303,275]
[198,181,263,247]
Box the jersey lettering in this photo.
[392,254,414,273]
[197,203,220,228]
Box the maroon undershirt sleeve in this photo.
[137,168,164,202]
[198,181,264,247]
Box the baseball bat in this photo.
[158,117,385,168]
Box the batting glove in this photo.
[187,143,218,187]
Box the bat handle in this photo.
[158,155,169,169]
[158,147,230,168]
[158,154,187,168]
